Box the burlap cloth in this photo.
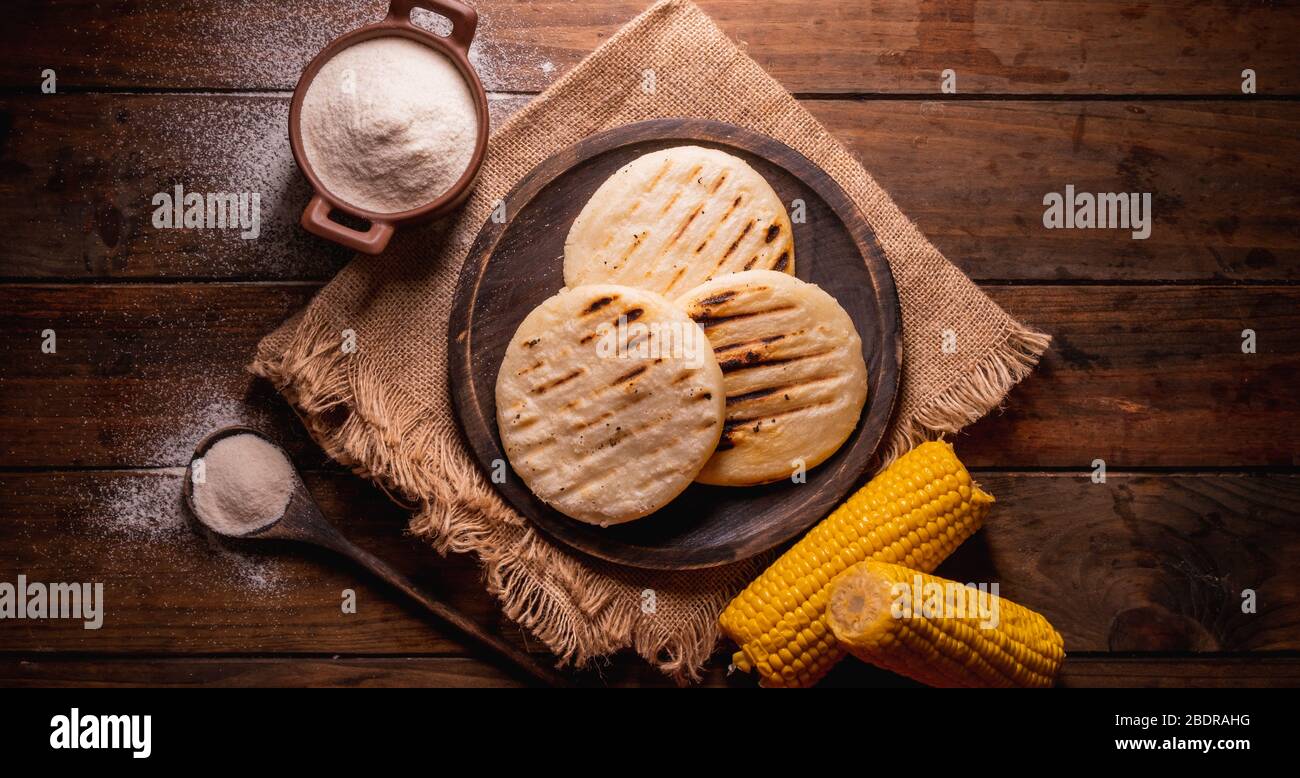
[252,0,1050,681]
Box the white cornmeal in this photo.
[299,36,478,214]
[192,434,295,536]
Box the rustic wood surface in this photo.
[0,0,1296,687]
[4,1,1298,94]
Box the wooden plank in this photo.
[0,284,317,467]
[968,285,1299,468]
[0,94,530,280]
[1054,656,1300,688]
[956,472,1300,653]
[1,655,1297,688]
[4,1,1297,94]
[812,100,1300,282]
[0,469,529,656]
[1,470,1296,657]
[1,283,1295,468]
[3,95,1297,282]
[0,656,532,688]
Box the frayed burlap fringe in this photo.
[881,325,1052,465]
[252,309,752,683]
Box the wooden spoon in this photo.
[183,425,567,687]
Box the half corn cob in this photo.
[827,560,1065,688]
[721,440,993,687]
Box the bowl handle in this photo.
[301,195,395,255]
[387,0,479,54]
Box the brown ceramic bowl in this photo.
[289,0,490,255]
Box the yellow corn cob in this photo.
[721,440,993,687]
[827,560,1065,688]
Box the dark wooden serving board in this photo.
[448,119,901,570]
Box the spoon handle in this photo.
[319,529,569,687]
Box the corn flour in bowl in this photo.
[299,36,479,215]
[288,0,489,255]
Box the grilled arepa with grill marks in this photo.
[564,146,794,296]
[495,284,726,525]
[676,270,867,486]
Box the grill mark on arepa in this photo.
[695,196,743,254]
[508,414,538,430]
[691,304,796,330]
[582,295,617,315]
[765,223,782,243]
[727,372,846,402]
[572,391,651,433]
[510,435,557,458]
[572,402,719,485]
[709,173,728,193]
[579,442,700,499]
[515,360,545,376]
[579,307,643,344]
[571,467,626,499]
[711,220,755,275]
[559,358,666,414]
[695,290,737,308]
[728,400,837,429]
[645,158,673,191]
[664,266,688,293]
[613,365,648,385]
[659,191,681,215]
[530,368,584,395]
[581,415,679,471]
[713,333,786,353]
[772,250,791,272]
[611,234,644,271]
[725,387,779,406]
[718,349,835,374]
[599,410,704,453]
[667,204,704,247]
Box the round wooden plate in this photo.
[448,119,901,570]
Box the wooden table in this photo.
[1,0,1297,688]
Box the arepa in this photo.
[675,270,867,486]
[495,284,726,525]
[564,146,794,296]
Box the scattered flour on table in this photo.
[125,394,277,468]
[84,394,293,594]
[102,1,381,88]
[149,97,350,276]
[85,472,290,596]
[96,1,550,91]
[465,4,553,90]
[94,473,191,543]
